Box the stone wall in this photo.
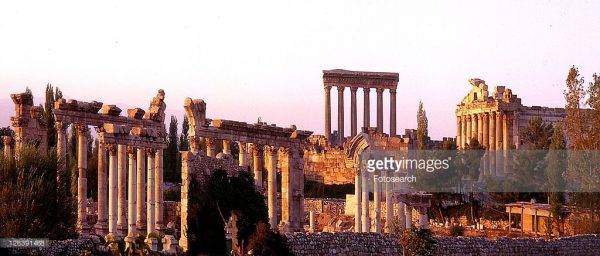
[304,148,356,185]
[286,233,600,256]
[304,198,346,215]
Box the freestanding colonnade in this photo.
[323,69,399,145]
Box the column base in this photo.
[162,235,178,254]
[76,222,90,235]
[94,221,109,236]
[117,225,128,237]
[145,237,158,251]
[155,223,165,235]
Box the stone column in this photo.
[374,176,381,233]
[266,146,278,229]
[126,146,137,241]
[477,113,483,143]
[238,142,247,167]
[390,88,397,136]
[398,202,406,230]
[350,87,358,137]
[385,179,393,233]
[354,174,362,232]
[496,111,502,150]
[418,207,429,230]
[251,144,264,188]
[337,86,345,143]
[205,138,215,157]
[489,112,496,150]
[222,140,230,155]
[324,85,332,142]
[75,124,89,234]
[117,144,127,235]
[95,139,108,235]
[466,115,472,146]
[155,149,164,233]
[361,171,370,232]
[280,147,292,229]
[107,145,118,236]
[489,112,496,175]
[309,210,315,233]
[405,205,412,228]
[503,113,509,151]
[363,88,370,129]
[482,113,489,148]
[461,116,467,149]
[376,88,384,133]
[513,112,520,149]
[179,152,191,251]
[136,148,146,233]
[56,122,67,187]
[2,136,11,158]
[146,149,156,235]
[456,116,462,149]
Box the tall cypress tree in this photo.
[44,83,57,148]
[164,115,179,183]
[180,115,190,151]
[416,101,429,150]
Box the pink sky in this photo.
[1,1,600,139]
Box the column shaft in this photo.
[466,116,472,146]
[496,112,502,150]
[136,148,146,232]
[252,144,263,188]
[419,207,429,229]
[390,89,397,136]
[385,178,393,233]
[363,88,370,129]
[76,125,89,234]
[267,146,278,229]
[374,177,381,233]
[324,86,332,142]
[56,122,67,186]
[354,174,362,232]
[337,86,345,143]
[127,147,137,238]
[117,144,127,234]
[222,140,230,155]
[477,113,483,143]
[513,112,520,149]
[205,138,215,157]
[376,88,384,133]
[489,112,496,150]
[461,116,467,148]
[155,149,164,233]
[238,142,247,167]
[95,140,108,235]
[503,113,509,150]
[350,87,358,137]
[405,205,412,228]
[482,113,489,148]
[361,171,370,232]
[146,150,156,235]
[398,202,406,229]
[108,145,118,235]
[456,116,462,149]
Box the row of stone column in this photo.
[201,137,302,231]
[57,123,164,243]
[325,86,397,144]
[353,173,428,233]
[456,111,520,150]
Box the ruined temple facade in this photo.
[455,78,566,150]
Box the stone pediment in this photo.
[460,78,489,105]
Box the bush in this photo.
[400,227,436,256]
[246,222,292,256]
[449,225,465,237]
[0,145,76,239]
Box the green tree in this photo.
[547,124,566,236]
[44,83,57,148]
[179,115,190,151]
[187,169,269,255]
[520,117,553,150]
[164,115,179,183]
[416,101,429,150]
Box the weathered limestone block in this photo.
[144,89,166,122]
[100,105,122,116]
[127,108,146,119]
[103,123,131,134]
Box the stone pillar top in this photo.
[127,146,137,157]
[2,136,11,146]
[376,88,385,94]
[389,88,397,94]
[145,147,157,155]
[350,87,358,92]
[337,85,345,92]
[74,123,89,134]
[107,144,118,156]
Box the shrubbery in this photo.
[400,227,436,256]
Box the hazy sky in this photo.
[1,1,600,139]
